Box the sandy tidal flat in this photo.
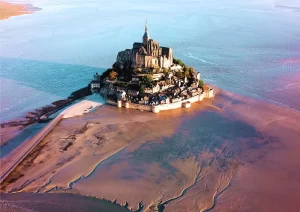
[1,90,300,212]
[0,192,132,212]
[0,1,39,20]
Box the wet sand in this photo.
[210,92,300,212]
[1,89,300,211]
[0,1,39,20]
[0,192,132,212]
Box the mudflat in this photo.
[0,192,132,212]
[0,1,29,20]
[1,89,300,212]
[0,1,40,21]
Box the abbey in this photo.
[116,23,173,69]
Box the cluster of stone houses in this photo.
[99,62,204,106]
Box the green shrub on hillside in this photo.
[198,79,204,88]
[173,58,184,67]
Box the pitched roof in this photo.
[139,46,147,55]
[161,47,171,57]
[133,42,143,50]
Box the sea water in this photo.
[1,0,300,122]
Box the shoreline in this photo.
[1,87,299,211]
[0,1,40,21]
[0,86,92,146]
[0,100,102,183]
[0,192,133,212]
[0,100,103,184]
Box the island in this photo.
[91,23,214,113]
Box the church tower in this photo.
[143,20,150,45]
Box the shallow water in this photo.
[0,59,104,121]
[1,0,300,122]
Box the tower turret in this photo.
[143,20,150,45]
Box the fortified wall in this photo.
[106,88,214,113]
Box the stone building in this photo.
[116,22,173,69]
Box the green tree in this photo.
[173,58,184,67]
[139,84,145,94]
[183,66,191,78]
[175,71,184,79]
[141,75,153,84]
[100,68,112,81]
[183,66,188,72]
[163,67,169,74]
[198,79,204,88]
[133,67,138,74]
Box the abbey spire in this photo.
[145,19,148,32]
[143,20,150,45]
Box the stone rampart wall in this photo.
[158,95,200,111]
[106,100,118,106]
[204,89,214,98]
[127,103,152,111]
[105,89,214,113]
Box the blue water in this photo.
[0,58,104,121]
[1,0,300,122]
